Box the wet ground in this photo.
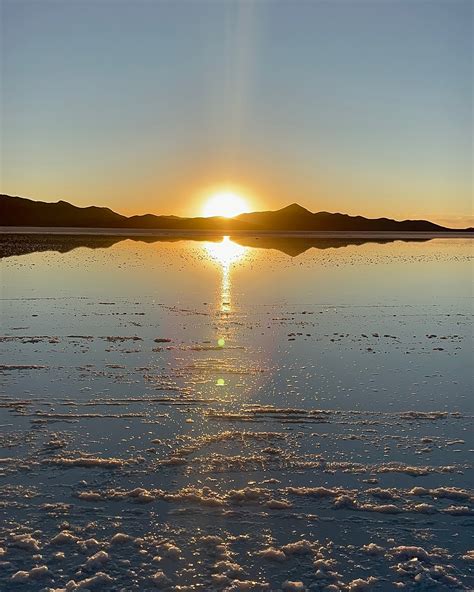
[0,234,472,591]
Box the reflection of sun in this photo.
[203,237,248,391]
[203,236,247,268]
[203,236,247,313]
[202,191,249,218]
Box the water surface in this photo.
[0,234,472,591]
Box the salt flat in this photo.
[0,235,472,591]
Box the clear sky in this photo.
[1,0,472,226]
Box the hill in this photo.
[236,203,450,232]
[0,194,127,228]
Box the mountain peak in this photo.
[278,203,311,215]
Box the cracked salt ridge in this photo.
[74,484,473,517]
[153,430,470,473]
[13,436,468,476]
[204,405,469,422]
[31,412,150,419]
[0,426,471,478]
[4,397,216,418]
[0,391,215,406]
[176,455,466,477]
[0,364,49,371]
[46,456,139,469]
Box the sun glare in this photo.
[202,191,249,218]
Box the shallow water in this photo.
[0,234,473,591]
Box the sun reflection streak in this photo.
[203,236,247,313]
[202,236,248,389]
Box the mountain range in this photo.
[0,194,471,232]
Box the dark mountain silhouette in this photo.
[235,203,452,232]
[0,195,127,227]
[1,194,471,232]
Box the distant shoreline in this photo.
[0,227,472,239]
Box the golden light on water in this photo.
[203,235,247,268]
[201,191,249,218]
[203,236,248,313]
[202,236,248,392]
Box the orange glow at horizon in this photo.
[201,190,250,218]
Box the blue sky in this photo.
[1,0,472,225]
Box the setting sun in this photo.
[202,191,249,218]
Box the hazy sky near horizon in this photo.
[1,0,472,226]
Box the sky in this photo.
[1,0,472,226]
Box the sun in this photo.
[202,191,249,218]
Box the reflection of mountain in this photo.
[0,234,225,259]
[228,236,430,256]
[2,194,471,232]
[0,233,436,260]
[0,235,124,258]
